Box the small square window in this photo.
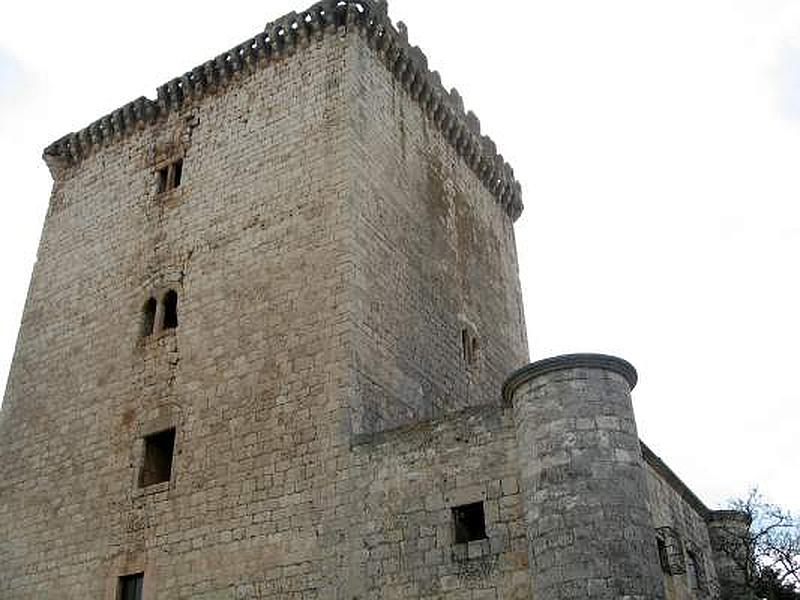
[155,158,184,194]
[452,502,486,544]
[118,573,143,600]
[139,428,176,487]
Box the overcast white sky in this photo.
[1,1,798,514]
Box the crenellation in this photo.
[41,0,523,220]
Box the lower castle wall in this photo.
[346,406,531,599]
[644,450,721,599]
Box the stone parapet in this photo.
[502,353,638,404]
[42,0,523,220]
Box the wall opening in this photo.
[657,537,670,573]
[452,502,486,543]
[172,158,183,188]
[687,550,704,591]
[139,428,176,487]
[156,166,169,193]
[656,526,686,575]
[118,573,144,600]
[163,290,178,330]
[141,297,157,337]
[461,328,479,365]
[156,158,184,194]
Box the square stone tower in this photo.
[0,2,531,597]
[3,1,749,598]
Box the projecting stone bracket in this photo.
[42,0,523,221]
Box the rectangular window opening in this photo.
[452,501,486,544]
[162,289,178,330]
[687,550,704,590]
[156,166,169,193]
[657,538,670,574]
[156,158,183,194]
[118,573,143,600]
[172,158,183,188]
[461,328,479,365]
[139,428,176,487]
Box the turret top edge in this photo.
[502,353,638,404]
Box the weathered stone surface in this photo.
[1,2,746,599]
[505,355,666,599]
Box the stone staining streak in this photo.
[40,0,523,221]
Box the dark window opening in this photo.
[163,290,178,330]
[452,502,486,544]
[172,158,183,188]
[118,572,144,600]
[462,328,478,365]
[657,538,670,573]
[141,297,157,337]
[156,158,183,194]
[156,166,169,193]
[139,428,176,487]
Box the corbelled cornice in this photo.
[43,0,523,220]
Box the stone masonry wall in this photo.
[347,407,531,599]
[506,360,666,599]
[0,34,357,599]
[343,34,529,435]
[644,450,721,599]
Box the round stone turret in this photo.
[503,354,665,599]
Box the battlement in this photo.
[42,0,523,220]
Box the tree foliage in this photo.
[728,489,800,599]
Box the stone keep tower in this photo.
[0,1,746,599]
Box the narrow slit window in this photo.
[163,290,178,330]
[461,328,478,365]
[452,502,486,544]
[657,537,670,574]
[156,166,169,193]
[172,158,183,188]
[139,428,176,487]
[118,573,144,600]
[141,297,157,337]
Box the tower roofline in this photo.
[42,0,524,220]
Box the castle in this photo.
[0,1,750,598]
